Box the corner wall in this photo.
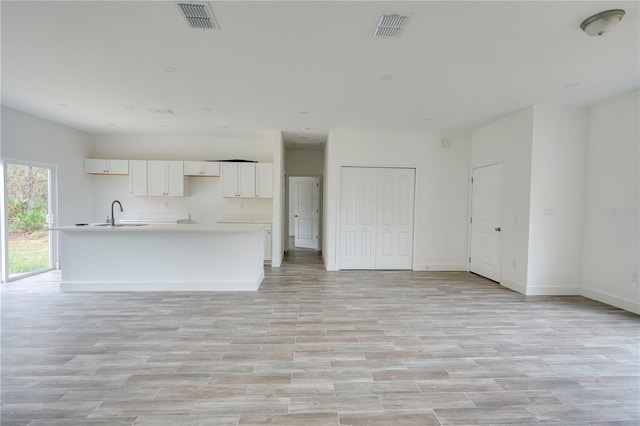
[527,106,588,295]
[471,108,534,293]
[581,90,639,314]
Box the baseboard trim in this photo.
[413,264,467,271]
[525,286,581,296]
[61,273,264,292]
[325,263,338,272]
[500,279,526,295]
[581,287,640,315]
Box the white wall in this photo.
[581,90,639,314]
[91,134,275,225]
[285,148,324,176]
[471,108,534,293]
[1,107,95,226]
[527,106,587,295]
[324,128,471,271]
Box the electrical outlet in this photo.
[632,272,639,284]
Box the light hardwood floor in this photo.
[1,249,639,425]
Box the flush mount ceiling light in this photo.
[580,9,625,36]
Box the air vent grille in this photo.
[372,13,409,39]
[176,2,220,30]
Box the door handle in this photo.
[495,227,501,232]
[294,215,298,217]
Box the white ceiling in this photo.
[1,1,638,147]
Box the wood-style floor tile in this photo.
[1,249,638,425]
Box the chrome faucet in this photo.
[110,200,123,226]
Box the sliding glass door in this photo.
[1,160,56,281]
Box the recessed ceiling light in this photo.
[202,107,212,112]
[564,82,580,88]
[57,103,69,108]
[165,66,178,72]
[380,74,394,81]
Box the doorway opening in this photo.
[1,160,57,282]
[287,176,321,252]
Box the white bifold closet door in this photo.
[339,167,415,270]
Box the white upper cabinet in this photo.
[221,162,272,198]
[129,160,148,196]
[221,162,256,197]
[84,159,129,175]
[255,163,273,198]
[184,161,220,176]
[148,161,185,196]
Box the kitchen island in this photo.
[55,223,265,292]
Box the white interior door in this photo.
[339,167,377,269]
[293,177,319,249]
[469,163,503,282]
[339,167,415,270]
[376,168,415,269]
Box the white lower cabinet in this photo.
[264,225,272,262]
[148,161,185,196]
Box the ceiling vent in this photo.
[371,13,410,39]
[176,2,220,30]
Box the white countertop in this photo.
[53,223,265,233]
[218,215,272,224]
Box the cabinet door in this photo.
[264,229,272,261]
[221,162,239,197]
[147,160,167,196]
[107,160,129,175]
[166,161,185,196]
[184,161,203,175]
[237,163,256,197]
[202,161,220,176]
[84,159,107,174]
[129,160,148,196]
[256,163,273,198]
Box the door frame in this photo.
[1,158,59,282]
[336,164,417,271]
[467,162,504,282]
